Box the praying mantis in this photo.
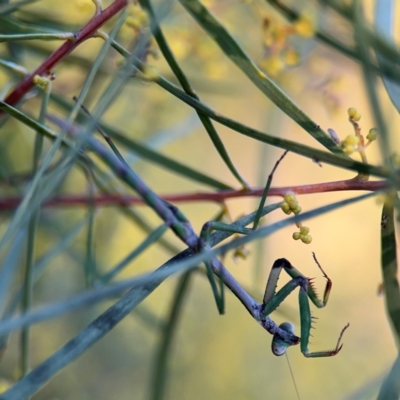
[265,256,349,358]
[198,221,350,359]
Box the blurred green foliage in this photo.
[0,0,400,399]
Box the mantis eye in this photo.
[271,322,295,356]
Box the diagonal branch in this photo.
[1,0,128,113]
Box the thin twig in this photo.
[0,179,388,211]
[253,150,289,229]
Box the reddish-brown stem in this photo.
[1,0,128,114]
[0,179,387,210]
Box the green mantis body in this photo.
[198,221,349,358]
[263,256,349,358]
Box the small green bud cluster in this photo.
[280,193,301,215]
[281,194,312,244]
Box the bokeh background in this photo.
[0,0,399,399]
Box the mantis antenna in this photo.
[285,352,301,400]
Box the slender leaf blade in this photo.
[50,94,232,190]
[377,353,400,400]
[375,0,400,113]
[141,0,249,188]
[381,201,400,344]
[178,0,342,154]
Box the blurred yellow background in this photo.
[1,0,399,399]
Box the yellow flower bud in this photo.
[126,5,149,29]
[283,48,300,66]
[280,202,291,214]
[260,56,285,78]
[300,226,310,234]
[292,232,301,240]
[345,135,360,145]
[284,194,296,203]
[300,234,312,244]
[0,378,11,394]
[367,128,378,141]
[142,65,159,81]
[347,107,361,121]
[391,153,400,166]
[33,75,49,88]
[233,246,250,261]
[293,206,302,215]
[76,0,93,13]
[341,144,355,155]
[293,13,315,38]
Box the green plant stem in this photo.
[0,101,199,249]
[21,83,49,379]
[0,0,42,15]
[0,194,375,337]
[0,194,375,400]
[153,77,386,177]
[253,150,288,230]
[0,204,277,399]
[47,100,232,190]
[267,0,400,85]
[140,0,249,189]
[0,0,128,111]
[83,167,96,287]
[150,271,193,400]
[178,0,341,153]
[377,353,400,400]
[101,224,168,284]
[381,201,400,345]
[0,32,75,41]
[98,42,386,177]
[353,2,391,162]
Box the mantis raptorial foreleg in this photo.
[262,255,349,358]
[197,220,349,358]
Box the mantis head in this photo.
[271,322,296,356]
